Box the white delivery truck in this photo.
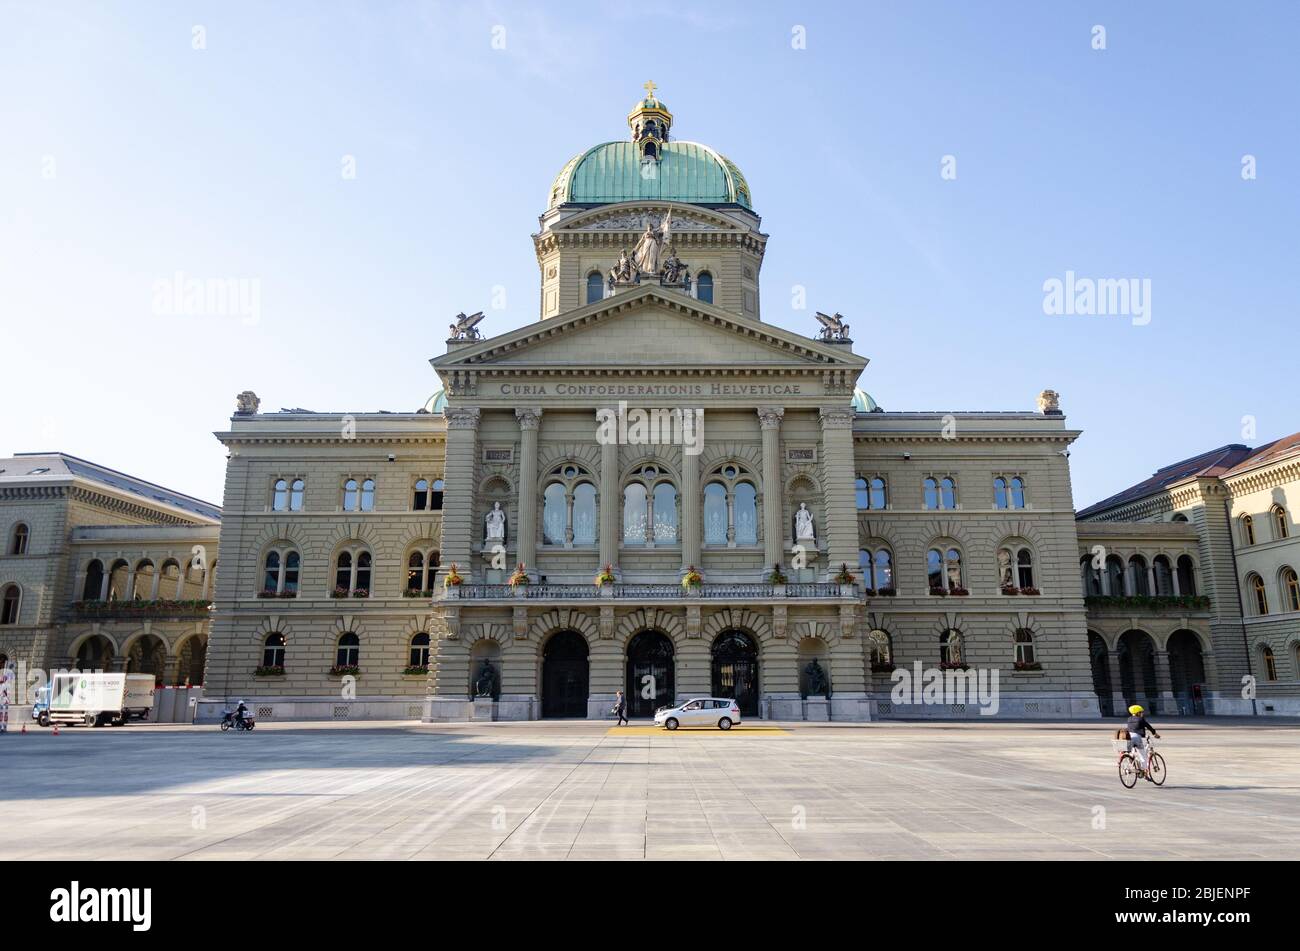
[45,672,156,727]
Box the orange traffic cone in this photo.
[52,723,59,736]
[20,723,26,734]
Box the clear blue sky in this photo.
[3,1,1297,509]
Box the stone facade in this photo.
[0,453,220,699]
[197,91,1102,723]
[1078,436,1300,716]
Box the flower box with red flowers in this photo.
[1000,585,1020,596]
[1019,586,1041,596]
[328,665,361,677]
[1014,661,1043,671]
[939,661,970,671]
[949,587,970,596]
[253,665,285,677]
[929,586,949,597]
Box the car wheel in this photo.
[665,717,679,731]
[718,717,732,731]
[38,711,50,727]
[85,713,97,728]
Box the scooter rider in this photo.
[234,699,250,728]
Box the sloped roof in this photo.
[1078,435,1300,518]
[0,452,221,522]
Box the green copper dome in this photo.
[549,140,752,210]
[423,389,447,414]
[852,388,880,413]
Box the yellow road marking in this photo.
[606,725,789,736]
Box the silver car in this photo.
[654,697,742,731]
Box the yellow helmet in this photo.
[1128,704,1144,715]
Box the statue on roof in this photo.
[449,311,484,341]
[632,209,671,275]
[660,246,689,286]
[814,312,851,342]
[608,248,635,286]
[235,391,260,415]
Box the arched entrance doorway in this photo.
[176,635,207,686]
[1087,632,1112,716]
[74,635,115,672]
[1117,629,1158,715]
[126,634,168,684]
[626,630,674,718]
[541,630,588,718]
[1167,630,1207,715]
[712,630,759,717]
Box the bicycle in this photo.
[1116,734,1166,788]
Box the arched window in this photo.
[1128,555,1150,596]
[272,479,289,511]
[928,547,964,592]
[703,463,758,546]
[406,549,440,593]
[940,629,964,666]
[343,478,375,512]
[994,476,1026,509]
[543,483,567,545]
[856,476,887,510]
[704,482,728,545]
[261,547,300,596]
[107,559,129,601]
[83,559,105,601]
[336,633,360,668]
[1010,477,1026,509]
[867,630,892,670]
[334,548,372,597]
[696,271,713,304]
[262,633,285,668]
[10,523,29,555]
[653,482,678,543]
[544,463,598,547]
[1080,555,1103,597]
[1249,574,1268,615]
[1283,568,1300,612]
[1017,548,1034,589]
[412,478,445,511]
[1171,513,1188,522]
[994,477,1007,509]
[859,548,894,592]
[81,561,104,597]
[0,584,20,625]
[1176,555,1196,595]
[586,271,604,305]
[998,546,1034,590]
[623,483,648,545]
[131,559,156,600]
[289,479,304,511]
[924,477,956,510]
[1105,554,1125,596]
[734,482,757,544]
[1260,645,1278,682]
[1153,555,1174,596]
[409,633,431,668]
[1241,514,1256,546]
[1014,629,1036,666]
[1272,505,1289,540]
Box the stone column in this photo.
[680,415,701,573]
[758,406,784,574]
[1153,649,1177,716]
[818,407,858,579]
[598,412,620,574]
[441,407,480,578]
[515,408,542,577]
[1107,648,1125,717]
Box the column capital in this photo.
[757,406,785,429]
[818,407,854,430]
[445,406,481,430]
[515,407,543,430]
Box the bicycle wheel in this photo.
[1118,755,1138,788]
[1149,752,1166,786]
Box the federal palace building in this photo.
[3,89,1298,720]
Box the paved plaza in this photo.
[1,719,1297,860]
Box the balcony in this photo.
[73,599,213,620]
[448,582,851,602]
[1084,595,1210,613]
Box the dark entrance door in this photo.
[712,630,759,716]
[1087,632,1112,717]
[626,630,674,718]
[541,630,589,718]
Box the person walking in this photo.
[613,689,628,726]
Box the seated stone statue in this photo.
[475,660,498,699]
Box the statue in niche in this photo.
[803,659,829,697]
[794,502,816,542]
[485,502,507,543]
[474,660,499,699]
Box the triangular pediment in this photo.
[432,287,866,374]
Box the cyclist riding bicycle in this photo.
[1126,704,1162,781]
